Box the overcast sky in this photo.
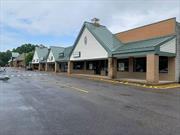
[0,0,179,51]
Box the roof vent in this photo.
[91,18,100,27]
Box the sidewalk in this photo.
[67,73,180,89]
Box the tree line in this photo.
[0,44,39,66]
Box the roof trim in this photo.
[113,51,155,58]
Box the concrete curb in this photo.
[68,74,180,89]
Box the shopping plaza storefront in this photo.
[68,21,123,77]
[32,46,49,71]
[71,59,108,76]
[68,18,180,83]
[46,46,72,72]
[30,18,179,84]
[111,35,177,83]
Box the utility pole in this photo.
[24,45,26,70]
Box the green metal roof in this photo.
[61,46,73,61]
[50,46,64,61]
[50,46,73,62]
[36,47,49,61]
[113,35,176,57]
[16,53,26,61]
[70,22,124,56]
[12,52,19,58]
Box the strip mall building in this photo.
[68,18,180,83]
[32,18,180,84]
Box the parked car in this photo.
[0,67,6,72]
[26,66,33,71]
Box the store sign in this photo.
[118,63,125,71]
[73,52,81,58]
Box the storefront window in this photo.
[86,61,94,70]
[117,59,129,72]
[133,57,146,72]
[159,56,168,73]
[73,62,84,70]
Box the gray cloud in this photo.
[0,0,179,51]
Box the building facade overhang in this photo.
[112,35,176,58]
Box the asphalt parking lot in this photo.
[0,68,180,135]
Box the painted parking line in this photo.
[44,81,89,94]
[0,73,48,78]
[58,83,89,93]
[67,85,89,93]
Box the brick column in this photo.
[108,57,117,79]
[32,64,34,70]
[55,62,60,73]
[129,57,133,72]
[84,61,86,70]
[175,23,180,82]
[146,54,159,83]
[38,63,42,71]
[168,57,175,81]
[45,63,49,71]
[68,61,73,75]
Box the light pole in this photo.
[24,45,26,70]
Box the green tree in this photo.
[0,50,11,66]
[0,43,40,66]
[25,52,34,65]
[12,43,38,54]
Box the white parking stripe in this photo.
[0,73,48,78]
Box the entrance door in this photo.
[95,61,101,75]
[60,62,68,72]
[94,60,108,76]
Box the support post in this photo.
[38,63,42,71]
[146,54,159,83]
[45,63,49,71]
[55,62,60,73]
[129,57,133,72]
[108,57,117,79]
[168,57,175,81]
[68,61,73,75]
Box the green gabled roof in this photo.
[62,46,73,61]
[113,35,176,55]
[70,22,124,56]
[12,52,19,58]
[50,46,64,61]
[16,53,26,61]
[36,47,49,61]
